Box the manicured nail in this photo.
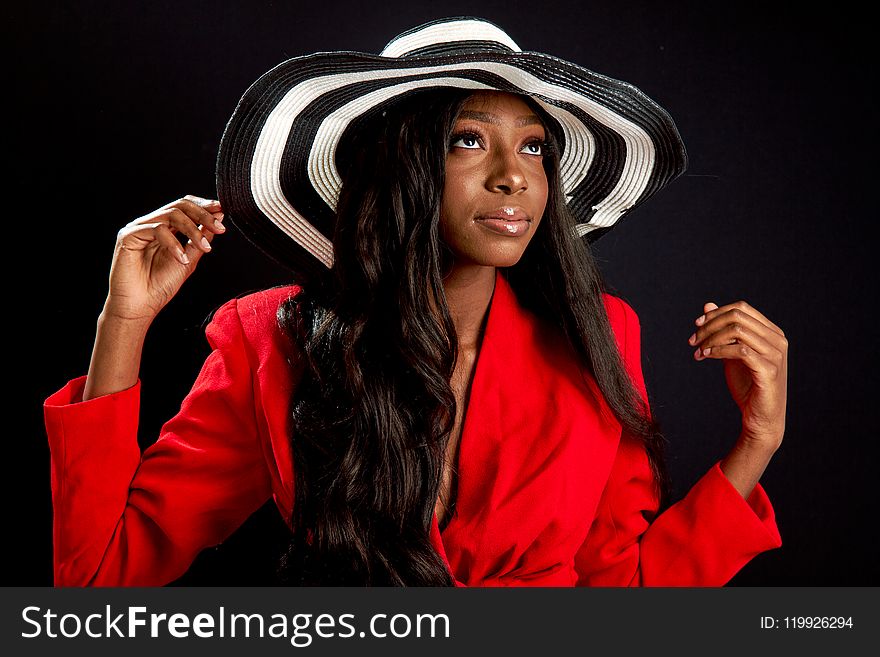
[179,250,190,265]
[201,237,211,250]
[215,220,225,232]
[702,347,711,356]
[694,347,702,359]
[688,333,696,345]
[696,315,705,326]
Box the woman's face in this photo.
[439,91,549,271]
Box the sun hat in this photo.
[215,15,688,276]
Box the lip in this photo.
[474,207,532,237]
[476,207,531,223]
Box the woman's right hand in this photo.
[103,195,226,324]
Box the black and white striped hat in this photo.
[216,16,687,274]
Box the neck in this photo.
[441,264,496,352]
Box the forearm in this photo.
[719,437,780,499]
[82,310,152,401]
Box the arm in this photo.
[83,311,151,401]
[43,298,273,586]
[573,298,782,586]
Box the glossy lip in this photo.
[474,206,532,223]
[473,206,532,237]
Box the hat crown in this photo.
[379,17,522,58]
[217,16,688,274]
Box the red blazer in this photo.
[43,268,782,587]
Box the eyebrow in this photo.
[457,110,543,128]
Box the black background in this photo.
[9,1,876,585]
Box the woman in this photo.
[43,17,788,587]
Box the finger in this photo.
[151,197,224,235]
[211,211,225,232]
[181,194,222,212]
[182,195,224,222]
[182,224,220,263]
[690,307,782,355]
[698,300,777,331]
[694,303,785,349]
[694,321,777,359]
[125,222,189,265]
[696,300,785,338]
[149,207,213,254]
[182,195,224,220]
[118,222,159,249]
[171,198,226,236]
[694,340,776,376]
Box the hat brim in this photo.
[216,49,687,274]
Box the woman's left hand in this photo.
[688,300,788,452]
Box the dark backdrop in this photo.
[9,0,876,585]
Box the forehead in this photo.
[457,92,546,131]
[459,91,539,115]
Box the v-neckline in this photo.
[436,332,480,533]
[433,268,501,539]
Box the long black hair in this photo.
[274,87,670,586]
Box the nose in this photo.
[485,148,528,194]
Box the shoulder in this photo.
[230,284,305,333]
[601,291,638,325]
[600,292,640,354]
[206,284,305,354]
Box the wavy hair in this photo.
[274,87,670,586]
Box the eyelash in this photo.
[449,130,551,156]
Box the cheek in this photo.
[440,166,473,219]
[536,171,549,197]
[443,162,466,189]
[533,170,550,214]
[438,183,460,242]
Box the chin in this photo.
[442,236,535,270]
[472,248,529,268]
[495,254,527,268]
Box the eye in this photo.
[449,132,482,150]
[520,140,545,156]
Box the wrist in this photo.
[85,314,149,402]
[737,430,783,455]
[719,440,776,499]
[98,308,154,336]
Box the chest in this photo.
[434,351,477,528]
[268,315,623,583]
[428,347,623,584]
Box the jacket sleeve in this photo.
[573,297,782,586]
[43,298,274,587]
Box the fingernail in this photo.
[702,347,711,356]
[694,347,702,359]
[201,237,211,250]
[688,333,696,345]
[215,220,225,232]
[696,315,705,326]
[179,250,190,265]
